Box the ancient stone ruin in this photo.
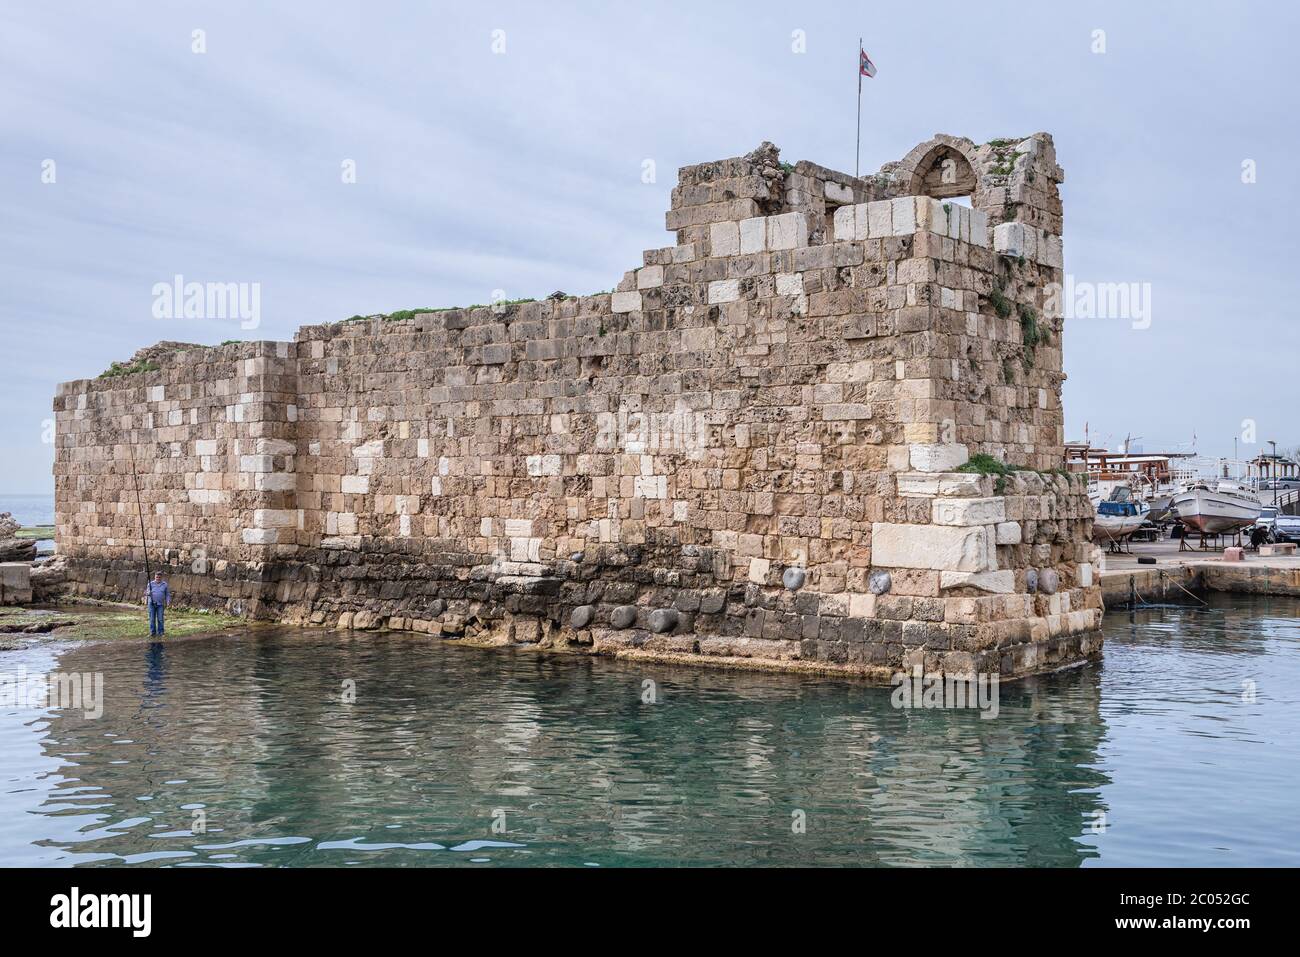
[53,132,1103,679]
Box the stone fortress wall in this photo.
[53,132,1104,679]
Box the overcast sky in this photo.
[2,0,1295,493]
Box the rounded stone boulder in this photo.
[611,605,638,629]
[570,604,595,629]
[648,608,678,634]
[1025,568,1040,593]
[782,567,806,591]
[868,570,892,595]
[1039,568,1060,595]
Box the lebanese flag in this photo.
[860,47,877,78]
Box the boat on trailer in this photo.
[1090,487,1150,548]
[1172,481,1262,535]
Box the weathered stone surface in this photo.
[648,608,678,634]
[570,604,595,629]
[871,523,992,572]
[611,291,641,314]
[908,443,970,472]
[939,570,1015,594]
[0,562,33,606]
[782,566,806,590]
[896,472,987,498]
[611,605,638,629]
[932,497,1006,527]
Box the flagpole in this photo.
[855,36,862,179]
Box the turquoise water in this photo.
[1,593,1297,867]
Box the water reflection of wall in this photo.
[37,632,1109,867]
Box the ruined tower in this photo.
[53,132,1102,679]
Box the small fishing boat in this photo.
[1091,487,1149,547]
[1172,481,1262,535]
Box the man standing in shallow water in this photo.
[144,571,171,637]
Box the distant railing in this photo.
[1266,487,1300,515]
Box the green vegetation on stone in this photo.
[955,453,1018,477]
[0,602,246,643]
[954,453,1079,494]
[988,288,1013,319]
[1019,304,1043,348]
[341,301,541,326]
[99,359,160,379]
[957,453,1025,495]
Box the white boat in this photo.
[1172,481,1262,535]
[1091,487,1149,546]
[1097,494,1149,546]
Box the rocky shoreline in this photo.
[0,598,246,651]
[0,511,65,607]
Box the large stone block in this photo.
[611,291,642,313]
[708,279,740,304]
[739,217,766,254]
[253,508,298,529]
[709,221,739,257]
[871,523,993,572]
[833,204,856,242]
[889,196,916,235]
[0,562,31,589]
[897,472,986,498]
[993,222,1027,257]
[866,201,892,238]
[765,212,808,250]
[636,265,664,289]
[908,443,970,472]
[939,570,1015,593]
[932,497,1006,527]
[995,521,1022,544]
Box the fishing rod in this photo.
[127,427,151,582]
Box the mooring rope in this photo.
[1159,568,1208,606]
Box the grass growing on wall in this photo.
[989,288,1013,319]
[956,453,1018,478]
[99,359,161,379]
[955,453,1080,495]
[341,301,541,324]
[1019,304,1044,348]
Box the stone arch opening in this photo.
[906,144,978,201]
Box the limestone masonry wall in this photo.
[53,132,1103,679]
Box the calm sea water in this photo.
[0,493,53,527]
[1,593,1297,867]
